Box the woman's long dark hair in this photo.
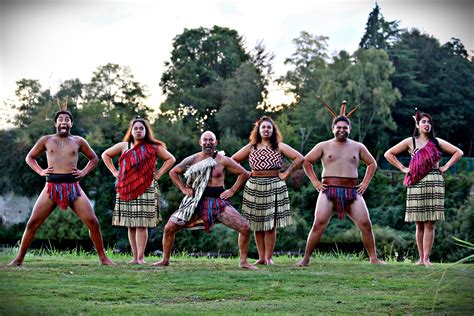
[249,116,282,150]
[413,112,440,149]
[124,118,166,148]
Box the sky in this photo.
[1,0,473,128]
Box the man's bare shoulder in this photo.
[215,151,227,159]
[216,152,232,164]
[40,134,55,142]
[177,153,201,169]
[315,139,333,148]
[70,135,86,143]
[347,138,362,146]
[30,135,54,150]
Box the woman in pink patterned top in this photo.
[384,112,463,266]
[232,116,304,265]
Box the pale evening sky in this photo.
[1,0,473,128]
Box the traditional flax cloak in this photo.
[403,139,441,186]
[116,143,158,201]
[171,156,217,225]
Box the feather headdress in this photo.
[412,107,420,123]
[317,96,364,118]
[56,97,68,112]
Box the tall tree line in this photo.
[1,5,473,261]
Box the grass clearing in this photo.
[1,250,473,314]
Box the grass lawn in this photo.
[1,251,473,315]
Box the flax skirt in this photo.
[405,170,445,222]
[242,176,291,231]
[113,180,161,227]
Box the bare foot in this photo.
[423,260,433,266]
[240,262,257,270]
[99,258,115,265]
[137,259,146,265]
[296,259,309,267]
[266,259,274,265]
[369,258,387,265]
[127,259,140,264]
[415,260,424,266]
[152,259,169,267]
[254,259,266,265]
[7,258,23,266]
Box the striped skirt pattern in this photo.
[405,170,445,222]
[242,177,291,231]
[113,180,161,227]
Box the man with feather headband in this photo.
[9,98,113,266]
[297,100,385,266]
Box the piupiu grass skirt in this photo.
[242,176,291,231]
[113,180,161,227]
[405,170,445,222]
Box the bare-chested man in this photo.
[297,116,385,266]
[8,110,113,266]
[153,131,256,269]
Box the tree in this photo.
[388,31,474,155]
[215,62,264,139]
[11,79,44,127]
[251,40,275,109]
[280,31,329,97]
[84,63,150,143]
[279,33,399,156]
[318,48,400,157]
[278,32,330,153]
[160,26,251,132]
[359,3,401,50]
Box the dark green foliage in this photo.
[359,3,401,50]
[35,209,89,240]
[159,26,254,133]
[387,31,474,156]
[1,16,473,263]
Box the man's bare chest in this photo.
[323,147,359,164]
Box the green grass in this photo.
[1,250,473,315]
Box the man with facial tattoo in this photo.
[297,115,385,266]
[8,105,113,266]
[153,131,256,269]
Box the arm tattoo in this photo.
[177,154,196,170]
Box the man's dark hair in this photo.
[54,111,74,123]
[332,115,351,128]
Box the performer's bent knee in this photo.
[240,222,251,234]
[164,221,180,233]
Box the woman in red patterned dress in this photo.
[102,118,175,264]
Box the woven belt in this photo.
[251,170,280,177]
[46,173,77,183]
[322,177,358,188]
